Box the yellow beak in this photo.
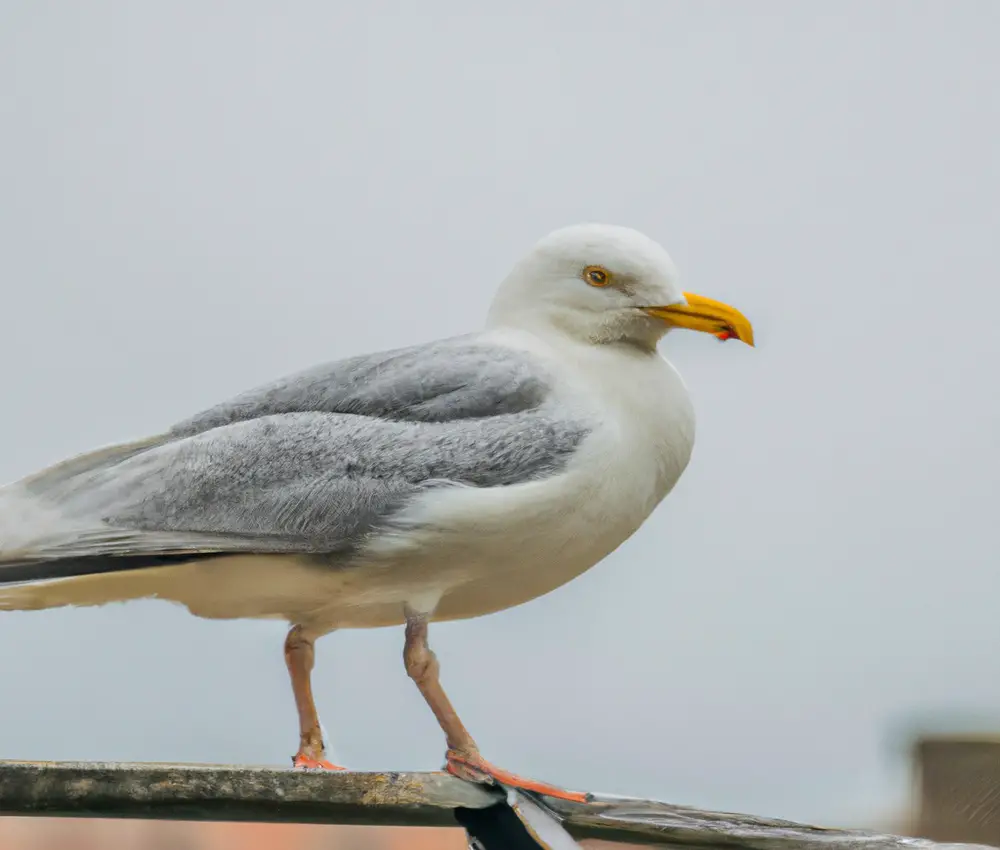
[643,293,754,346]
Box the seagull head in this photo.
[487,223,754,350]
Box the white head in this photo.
[488,223,753,350]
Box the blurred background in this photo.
[1,1,999,848]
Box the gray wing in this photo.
[0,335,590,582]
[170,334,552,435]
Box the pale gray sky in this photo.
[1,0,998,828]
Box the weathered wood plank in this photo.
[0,761,494,827]
[0,761,992,850]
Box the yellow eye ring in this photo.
[583,266,611,287]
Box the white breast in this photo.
[529,335,696,565]
[347,332,697,625]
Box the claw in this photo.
[446,749,590,803]
[292,753,347,771]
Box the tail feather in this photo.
[18,435,168,493]
[0,552,217,585]
[0,434,325,620]
[0,435,167,559]
[0,565,183,611]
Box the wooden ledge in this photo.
[0,761,992,849]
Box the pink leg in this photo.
[284,626,345,771]
[403,612,587,802]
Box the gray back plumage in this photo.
[172,335,551,433]
[2,335,591,572]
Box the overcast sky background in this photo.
[1,1,998,828]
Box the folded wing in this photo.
[0,336,590,584]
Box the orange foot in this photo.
[292,753,347,770]
[445,749,590,803]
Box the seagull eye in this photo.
[583,266,611,287]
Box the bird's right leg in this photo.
[284,625,345,770]
[403,611,588,802]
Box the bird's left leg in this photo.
[402,609,588,803]
[284,625,345,770]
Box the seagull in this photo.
[0,223,753,802]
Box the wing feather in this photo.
[0,335,590,583]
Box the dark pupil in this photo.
[590,271,604,282]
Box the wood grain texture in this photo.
[0,761,993,850]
